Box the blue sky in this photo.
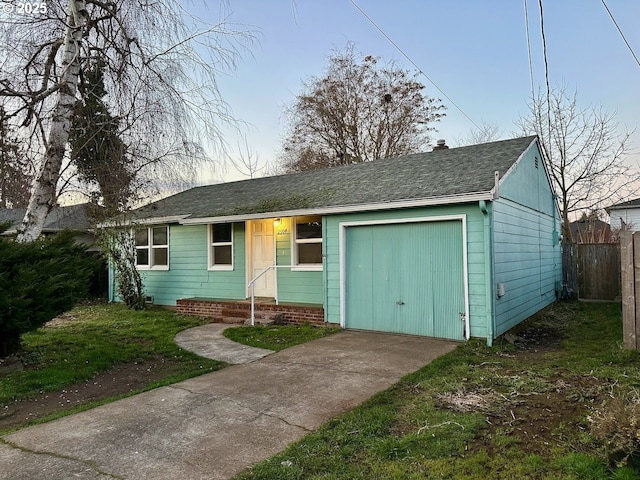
[194,0,640,183]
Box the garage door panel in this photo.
[345,220,465,340]
[345,227,373,330]
[431,221,465,339]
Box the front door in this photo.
[250,219,275,297]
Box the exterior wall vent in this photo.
[145,295,154,304]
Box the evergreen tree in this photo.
[0,227,97,356]
[70,63,134,217]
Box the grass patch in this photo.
[223,323,341,352]
[234,302,640,480]
[0,303,224,429]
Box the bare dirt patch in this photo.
[479,374,605,455]
[434,324,608,456]
[504,323,564,354]
[0,356,184,431]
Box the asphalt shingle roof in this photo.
[131,136,537,221]
[0,204,92,233]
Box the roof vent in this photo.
[432,139,449,151]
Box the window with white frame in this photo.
[293,216,322,268]
[209,223,233,269]
[135,226,169,269]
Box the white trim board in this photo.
[178,193,491,225]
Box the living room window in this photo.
[209,223,233,270]
[135,226,169,269]
[293,216,322,270]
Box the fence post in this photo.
[621,231,637,350]
[634,232,640,350]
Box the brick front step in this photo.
[220,307,252,318]
[216,316,247,325]
[176,298,325,327]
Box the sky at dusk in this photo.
[192,0,639,190]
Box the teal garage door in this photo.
[345,220,466,340]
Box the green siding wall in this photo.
[110,220,324,307]
[113,223,247,305]
[493,143,561,336]
[499,143,555,214]
[324,205,490,339]
[274,217,324,305]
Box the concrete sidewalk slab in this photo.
[174,323,273,364]
[1,331,457,480]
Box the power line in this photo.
[601,0,640,69]
[538,0,552,146]
[349,0,480,130]
[523,0,535,100]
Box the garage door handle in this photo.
[396,301,405,305]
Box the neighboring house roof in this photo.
[129,136,539,224]
[607,198,640,210]
[0,204,93,234]
[569,218,610,235]
[569,218,612,243]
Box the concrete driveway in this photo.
[0,329,457,480]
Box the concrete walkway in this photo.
[0,328,457,480]
[175,323,274,364]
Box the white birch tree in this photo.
[0,0,253,242]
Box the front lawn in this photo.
[234,302,640,480]
[224,323,341,351]
[0,303,342,433]
[0,303,224,432]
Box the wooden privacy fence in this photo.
[562,242,621,301]
[621,231,640,350]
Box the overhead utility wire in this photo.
[601,0,640,69]
[349,0,480,130]
[538,0,552,150]
[523,0,536,100]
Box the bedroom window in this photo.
[209,223,233,270]
[293,216,322,269]
[135,226,169,269]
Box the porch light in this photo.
[274,218,281,227]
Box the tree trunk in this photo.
[16,0,87,243]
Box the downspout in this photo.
[552,192,561,294]
[108,258,115,302]
[106,235,116,302]
[322,216,329,324]
[480,199,495,347]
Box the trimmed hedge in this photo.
[0,229,98,356]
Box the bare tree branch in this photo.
[517,85,639,240]
[0,0,256,241]
[280,44,445,172]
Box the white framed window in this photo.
[209,223,234,270]
[135,226,169,270]
[292,215,323,270]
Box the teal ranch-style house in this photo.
[109,136,562,345]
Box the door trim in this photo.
[245,219,277,298]
[339,214,469,338]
